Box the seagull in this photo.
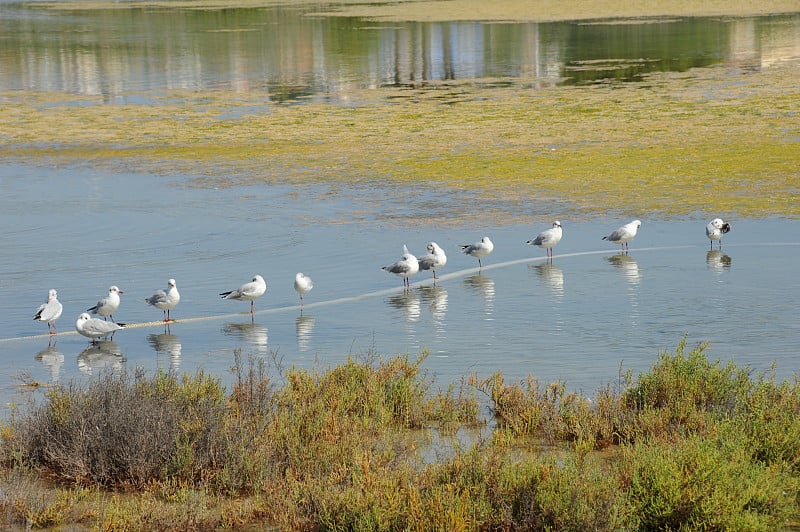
[146,278,180,322]
[87,285,123,322]
[383,245,419,288]
[220,274,267,314]
[460,236,494,268]
[75,312,125,342]
[706,218,731,250]
[33,288,63,334]
[294,273,313,306]
[602,220,641,251]
[526,221,563,259]
[418,242,447,280]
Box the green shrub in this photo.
[624,337,751,438]
[622,434,796,530]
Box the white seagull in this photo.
[383,245,419,288]
[220,274,267,314]
[294,273,314,306]
[460,236,494,268]
[76,312,125,342]
[602,220,641,251]
[87,285,123,322]
[705,218,731,250]
[146,278,180,322]
[34,288,63,334]
[417,242,447,280]
[526,221,563,259]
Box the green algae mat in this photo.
[4,60,798,220]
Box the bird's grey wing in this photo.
[220,288,241,300]
[605,228,625,242]
[383,261,409,275]
[418,255,435,271]
[147,290,167,305]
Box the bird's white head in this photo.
[48,289,58,299]
[168,279,177,288]
[109,286,122,294]
[553,220,562,228]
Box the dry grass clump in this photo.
[1,341,799,530]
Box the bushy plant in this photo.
[14,368,227,489]
[621,434,796,530]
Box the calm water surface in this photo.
[0,4,798,97]
[1,164,798,414]
[1,4,798,413]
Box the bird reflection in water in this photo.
[607,253,641,285]
[530,262,564,297]
[222,321,269,355]
[418,284,448,321]
[35,338,64,382]
[77,340,125,376]
[386,290,421,322]
[706,250,732,273]
[463,274,495,317]
[147,327,182,372]
[296,314,315,352]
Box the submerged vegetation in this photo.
[2,340,799,530]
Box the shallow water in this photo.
[1,5,798,414]
[1,164,798,414]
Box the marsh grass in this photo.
[2,340,799,530]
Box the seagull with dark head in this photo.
[705,218,731,250]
